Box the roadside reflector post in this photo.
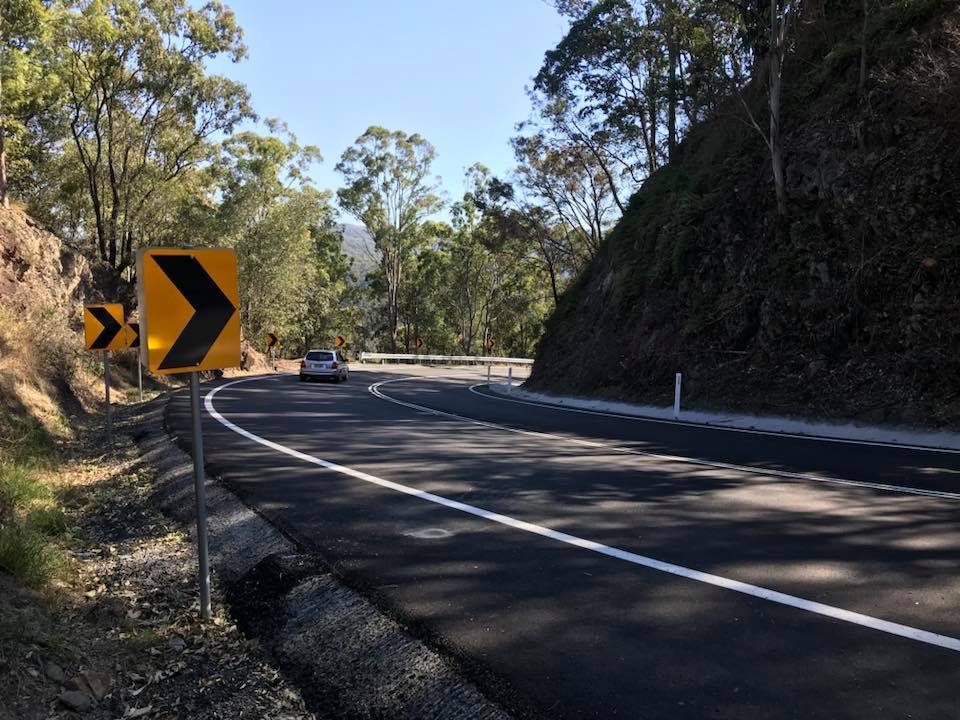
[486,364,491,385]
[189,372,212,620]
[674,372,682,419]
[103,351,112,445]
[508,366,513,392]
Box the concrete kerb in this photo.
[128,386,517,720]
[486,383,960,452]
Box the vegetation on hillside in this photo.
[529,0,960,426]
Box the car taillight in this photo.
[300,360,306,368]
[330,362,338,369]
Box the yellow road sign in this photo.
[84,304,127,351]
[335,335,346,348]
[487,338,496,351]
[266,332,279,349]
[125,322,140,349]
[136,248,241,375]
[415,338,424,349]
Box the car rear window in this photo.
[305,351,333,361]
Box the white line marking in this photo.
[205,375,960,653]
[468,383,960,454]
[369,377,960,502]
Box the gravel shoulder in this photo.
[0,398,315,720]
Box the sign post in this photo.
[265,333,279,366]
[103,351,112,443]
[137,248,241,620]
[84,304,127,445]
[189,371,211,619]
[126,322,142,402]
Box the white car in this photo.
[299,349,349,382]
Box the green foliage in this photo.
[537,0,750,176]
[0,520,65,587]
[205,124,357,356]
[0,447,66,587]
[336,127,442,351]
[13,0,252,269]
[0,0,57,204]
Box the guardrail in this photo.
[359,352,534,365]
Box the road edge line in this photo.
[470,383,960,454]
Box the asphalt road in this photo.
[167,366,960,720]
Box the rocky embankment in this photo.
[529,2,960,428]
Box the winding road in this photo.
[167,366,960,720]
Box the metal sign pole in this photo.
[137,360,143,403]
[189,372,212,620]
[103,351,113,445]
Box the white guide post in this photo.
[674,372,682,420]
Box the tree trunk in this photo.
[0,123,7,208]
[0,71,7,208]
[769,0,787,217]
[858,0,869,98]
[667,9,678,163]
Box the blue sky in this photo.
[207,1,566,216]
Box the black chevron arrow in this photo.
[153,255,236,370]
[89,306,123,350]
[267,333,278,348]
[127,322,140,349]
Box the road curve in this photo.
[167,368,960,720]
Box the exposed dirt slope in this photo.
[529,1,960,427]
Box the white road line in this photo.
[468,383,960,454]
[205,375,960,653]
[370,377,960,502]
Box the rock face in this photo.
[0,207,90,317]
[529,4,960,427]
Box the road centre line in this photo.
[468,382,960,454]
[204,375,960,653]
[371,377,960,502]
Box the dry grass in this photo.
[0,300,101,588]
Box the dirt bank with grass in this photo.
[0,206,309,718]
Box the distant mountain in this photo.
[338,223,377,280]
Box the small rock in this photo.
[80,670,112,701]
[45,662,67,685]
[167,636,186,652]
[67,674,90,692]
[58,689,92,712]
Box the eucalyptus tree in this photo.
[336,126,441,351]
[0,0,52,206]
[440,165,552,357]
[536,0,750,181]
[512,132,616,273]
[213,123,353,352]
[54,0,252,271]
